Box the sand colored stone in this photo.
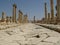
[12,4,17,23]
[56,0,60,24]
[34,16,35,23]
[50,0,54,24]
[44,3,47,24]
[0,23,60,45]
[2,12,5,22]
[18,10,23,23]
[23,15,28,23]
[48,13,51,24]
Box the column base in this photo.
[56,19,60,25]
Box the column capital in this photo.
[13,4,17,8]
[19,10,23,15]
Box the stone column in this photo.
[2,12,5,22]
[45,3,47,24]
[50,0,54,24]
[10,16,12,23]
[56,0,60,24]
[18,10,23,23]
[34,16,35,23]
[12,4,17,23]
[6,16,9,23]
[23,15,28,23]
[48,13,50,24]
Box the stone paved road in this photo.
[0,23,60,45]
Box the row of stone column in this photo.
[12,4,28,23]
[1,12,13,23]
[44,0,60,24]
[1,4,28,24]
[18,10,28,23]
[56,0,60,24]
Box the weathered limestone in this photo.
[12,4,17,23]
[50,0,54,24]
[44,3,47,24]
[48,13,51,24]
[18,10,23,23]
[56,0,60,24]
[23,15,28,23]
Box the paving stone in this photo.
[0,23,60,45]
[43,37,60,43]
